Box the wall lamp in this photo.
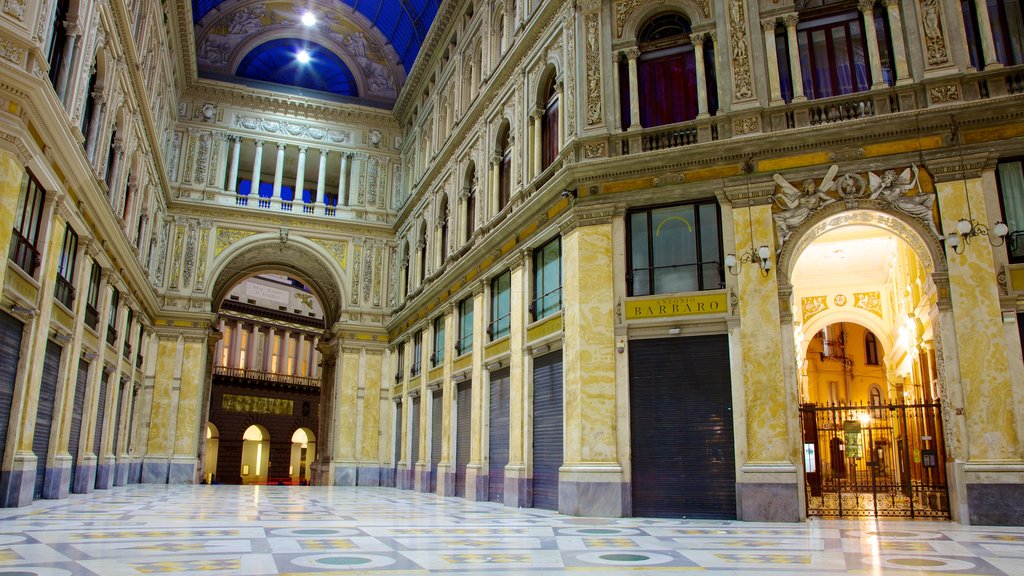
[561,189,576,200]
[725,246,773,276]
[945,218,1008,254]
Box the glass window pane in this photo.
[812,29,832,97]
[999,161,1024,261]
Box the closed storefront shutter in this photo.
[0,313,23,483]
[430,391,442,492]
[629,335,735,519]
[33,340,62,498]
[69,359,89,488]
[94,371,108,470]
[455,381,472,498]
[532,350,563,511]
[393,400,403,487]
[488,367,510,503]
[410,396,421,465]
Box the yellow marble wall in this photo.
[172,338,205,457]
[734,204,790,463]
[937,177,1021,461]
[337,348,361,460]
[508,262,526,465]
[562,222,617,464]
[470,289,486,462]
[360,350,383,461]
[0,152,22,290]
[146,335,180,456]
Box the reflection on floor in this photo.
[0,484,1022,575]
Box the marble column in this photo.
[85,96,105,162]
[272,143,286,199]
[972,0,1000,68]
[490,154,501,215]
[626,47,642,130]
[858,0,887,88]
[784,15,806,101]
[761,19,783,103]
[339,153,351,205]
[504,251,529,506]
[530,109,542,178]
[264,327,276,372]
[294,145,307,203]
[315,149,328,205]
[54,22,80,103]
[231,321,243,369]
[883,0,910,82]
[226,136,240,192]
[251,140,264,197]
[169,334,207,483]
[248,325,260,370]
[692,32,711,116]
[458,186,469,245]
[556,80,565,149]
[295,334,306,376]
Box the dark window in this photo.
[541,81,559,170]
[411,331,423,376]
[105,129,118,189]
[997,159,1024,263]
[457,297,473,355]
[123,309,133,359]
[80,63,98,137]
[107,287,119,346]
[85,260,101,330]
[396,343,406,382]
[465,186,476,239]
[46,0,70,89]
[532,236,562,320]
[990,0,1024,65]
[432,316,445,367]
[628,200,723,296]
[499,149,511,211]
[489,270,511,340]
[865,331,880,365]
[632,13,715,127]
[796,9,872,99]
[10,171,46,276]
[962,0,986,68]
[55,223,78,309]
[439,202,449,263]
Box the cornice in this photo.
[394,0,465,117]
[165,201,395,239]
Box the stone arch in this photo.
[801,308,895,359]
[207,232,347,327]
[535,63,559,109]
[620,0,714,42]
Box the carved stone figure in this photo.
[772,165,839,244]
[868,165,938,234]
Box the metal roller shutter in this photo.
[0,313,21,483]
[68,360,89,488]
[94,371,108,461]
[488,367,510,503]
[629,335,735,519]
[393,400,402,487]
[33,340,62,498]
[410,396,421,466]
[430,391,442,492]
[0,313,23,483]
[112,381,125,455]
[454,381,471,498]
[532,350,563,511]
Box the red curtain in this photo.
[638,48,697,127]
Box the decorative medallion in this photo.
[833,294,847,307]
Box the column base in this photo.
[141,456,170,484]
[73,455,97,493]
[113,457,130,486]
[559,465,628,517]
[0,451,36,507]
[415,464,432,492]
[397,464,415,490]
[329,462,358,486]
[380,466,396,487]
[43,454,72,499]
[128,457,143,484]
[737,482,800,522]
[437,464,455,496]
[504,465,529,508]
[356,466,381,486]
[95,455,116,489]
[964,463,1024,525]
[465,465,486,501]
[167,456,196,484]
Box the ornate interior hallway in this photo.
[0,485,1022,575]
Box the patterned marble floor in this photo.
[0,485,1022,575]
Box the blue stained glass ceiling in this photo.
[192,0,441,74]
[236,39,358,96]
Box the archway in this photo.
[241,424,270,484]
[290,428,317,484]
[203,423,219,484]
[785,213,949,519]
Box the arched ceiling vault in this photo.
[192,0,440,105]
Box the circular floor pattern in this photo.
[876,556,977,571]
[557,527,642,536]
[270,527,361,537]
[575,551,675,566]
[0,568,73,576]
[861,530,943,540]
[290,553,396,570]
[0,535,26,545]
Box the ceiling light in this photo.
[301,12,316,26]
[296,50,311,64]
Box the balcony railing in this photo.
[8,230,39,277]
[54,276,75,309]
[105,327,117,346]
[85,304,99,330]
[213,365,321,388]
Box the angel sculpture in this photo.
[771,165,840,245]
[868,165,939,234]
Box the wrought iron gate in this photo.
[800,400,949,519]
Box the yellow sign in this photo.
[625,292,727,320]
[222,394,293,416]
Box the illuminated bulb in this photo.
[301,11,316,26]
[956,218,973,235]
[724,254,737,268]
[296,49,311,64]
[757,245,771,260]
[993,221,1009,237]
[945,233,960,248]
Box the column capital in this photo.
[691,31,708,45]
[491,152,502,166]
[857,0,876,12]
[783,13,799,28]
[276,142,287,151]
[530,108,544,120]
[298,145,308,153]
[625,46,641,60]
[65,20,82,37]
[881,0,900,7]
[760,17,778,32]
[319,147,329,157]
[254,139,265,147]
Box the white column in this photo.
[273,142,286,199]
[85,97,105,162]
[761,19,783,103]
[531,109,542,178]
[556,80,565,149]
[55,22,80,103]
[296,334,307,376]
[310,336,320,380]
[339,153,351,205]
[215,318,226,366]
[613,52,624,130]
[226,136,241,192]
[249,325,260,370]
[458,187,469,245]
[972,0,1000,68]
[626,46,642,130]
[294,145,308,203]
[232,320,243,368]
[265,327,276,372]
[251,140,265,196]
[859,0,886,88]
[490,155,501,216]
[784,15,806,101]
[883,0,910,82]
[107,141,124,190]
[315,148,328,204]
[692,32,710,116]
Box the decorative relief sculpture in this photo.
[4,0,25,21]
[585,12,602,126]
[311,238,348,271]
[233,114,352,143]
[363,246,374,303]
[182,219,198,289]
[194,222,211,292]
[929,82,961,103]
[351,243,362,305]
[772,164,939,248]
[215,228,255,256]
[728,0,754,100]
[920,0,949,65]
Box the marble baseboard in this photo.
[128,461,143,484]
[331,465,357,486]
[113,461,129,486]
[379,467,396,487]
[967,483,1024,525]
[95,461,114,489]
[559,479,628,517]
[167,459,196,484]
[43,463,70,499]
[471,473,488,502]
[356,466,380,486]
[140,459,170,484]
[415,468,432,492]
[736,482,799,522]
[439,470,455,496]
[504,474,529,508]
[72,461,96,493]
[0,465,33,507]
[397,466,415,490]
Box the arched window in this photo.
[437,195,449,265]
[865,331,880,365]
[631,13,710,127]
[540,74,559,170]
[497,122,511,212]
[418,223,428,283]
[793,0,894,99]
[401,240,411,298]
[464,164,477,241]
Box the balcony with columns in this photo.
[213,315,324,390]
